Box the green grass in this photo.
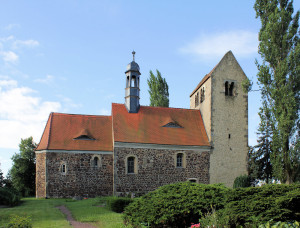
[0,197,128,228]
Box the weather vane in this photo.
[132,50,136,61]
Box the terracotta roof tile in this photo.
[36,113,113,151]
[112,103,210,146]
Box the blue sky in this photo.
[1,0,299,176]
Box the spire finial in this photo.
[132,50,136,61]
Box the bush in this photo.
[106,196,134,213]
[0,187,21,206]
[123,182,229,228]
[222,184,300,226]
[7,215,32,228]
[233,175,252,188]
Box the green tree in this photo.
[254,0,300,183]
[10,137,37,196]
[248,101,273,183]
[0,163,4,187]
[147,70,169,107]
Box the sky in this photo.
[0,0,299,176]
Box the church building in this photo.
[35,51,248,198]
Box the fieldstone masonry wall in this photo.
[36,152,113,198]
[114,147,210,196]
[36,153,46,198]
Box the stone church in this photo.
[35,51,248,198]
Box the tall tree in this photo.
[254,0,300,183]
[248,101,273,184]
[0,163,4,187]
[147,70,169,107]
[10,137,37,196]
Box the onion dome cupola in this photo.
[125,51,141,113]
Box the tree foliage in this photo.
[248,101,274,184]
[147,70,169,107]
[254,0,300,183]
[10,137,37,196]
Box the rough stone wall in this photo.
[45,152,113,198]
[210,53,248,187]
[113,147,210,195]
[36,152,46,198]
[190,78,212,142]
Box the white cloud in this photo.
[4,24,20,30]
[34,75,54,84]
[0,51,19,63]
[12,39,39,49]
[180,30,258,61]
[0,78,61,149]
[0,36,14,42]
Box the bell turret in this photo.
[125,51,141,113]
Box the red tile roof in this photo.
[112,103,210,146]
[36,113,113,151]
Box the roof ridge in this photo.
[46,112,54,149]
[112,103,199,112]
[51,112,111,117]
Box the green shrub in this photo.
[223,184,300,226]
[259,221,300,228]
[0,187,21,206]
[123,182,229,228]
[106,196,134,213]
[233,174,252,188]
[7,215,32,228]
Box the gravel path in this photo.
[57,205,97,228]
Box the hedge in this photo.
[123,182,229,228]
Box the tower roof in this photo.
[125,50,140,73]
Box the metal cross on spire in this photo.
[132,50,136,61]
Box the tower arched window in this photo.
[200,87,205,103]
[225,81,235,96]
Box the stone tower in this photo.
[125,51,141,113]
[190,51,248,187]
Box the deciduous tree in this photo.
[10,137,37,196]
[254,0,300,183]
[147,70,169,107]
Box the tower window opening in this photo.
[225,81,229,96]
[131,76,136,87]
[195,92,199,106]
[229,82,234,96]
[228,134,231,139]
[225,81,234,96]
[200,87,205,103]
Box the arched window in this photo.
[176,153,183,167]
[94,157,99,167]
[200,87,205,103]
[127,157,135,174]
[195,92,199,106]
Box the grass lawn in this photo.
[0,197,126,228]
